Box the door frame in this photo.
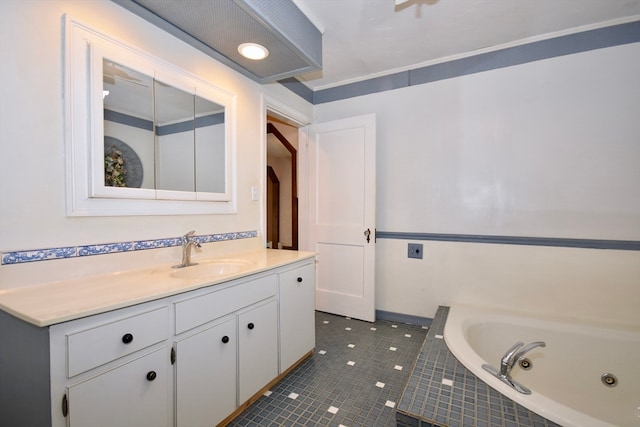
[261,95,311,249]
[266,123,298,250]
[266,165,280,247]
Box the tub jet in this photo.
[518,358,533,370]
[601,373,618,387]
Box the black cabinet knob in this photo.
[221,335,230,344]
[297,277,303,283]
[247,323,255,330]
[122,333,133,344]
[146,371,157,381]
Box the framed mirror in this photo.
[64,16,236,216]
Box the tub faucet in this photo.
[173,230,201,269]
[483,341,546,395]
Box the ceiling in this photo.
[292,0,640,90]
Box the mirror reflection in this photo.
[102,60,226,193]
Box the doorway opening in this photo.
[266,117,298,250]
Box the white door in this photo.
[301,114,376,322]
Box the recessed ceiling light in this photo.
[238,42,269,60]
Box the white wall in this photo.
[0,1,312,289]
[315,42,640,327]
[1,1,637,327]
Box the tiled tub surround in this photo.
[396,307,561,427]
[229,311,429,427]
[0,230,258,265]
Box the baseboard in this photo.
[375,310,432,327]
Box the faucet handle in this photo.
[181,230,196,243]
[500,341,524,375]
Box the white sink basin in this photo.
[167,259,255,280]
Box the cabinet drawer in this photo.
[67,307,168,377]
[175,274,277,334]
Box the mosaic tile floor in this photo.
[228,311,429,427]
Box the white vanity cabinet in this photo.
[278,261,316,372]
[0,253,316,427]
[172,273,279,426]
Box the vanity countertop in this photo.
[0,249,315,327]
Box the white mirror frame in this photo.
[63,15,237,216]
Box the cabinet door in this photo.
[67,347,169,427]
[237,299,278,403]
[175,317,236,427]
[279,262,316,371]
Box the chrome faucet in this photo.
[482,341,546,395]
[172,230,201,268]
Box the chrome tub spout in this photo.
[483,341,546,395]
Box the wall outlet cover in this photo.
[408,243,423,259]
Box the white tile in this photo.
[394,365,403,371]
[288,392,299,399]
[318,350,327,355]
[263,390,272,397]
[328,406,339,414]
[389,346,397,351]
[385,400,396,408]
[347,360,356,366]
[348,344,355,348]
[442,378,453,387]
[376,381,385,388]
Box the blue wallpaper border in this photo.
[376,231,640,251]
[1,231,258,265]
[280,20,640,105]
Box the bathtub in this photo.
[444,305,640,427]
